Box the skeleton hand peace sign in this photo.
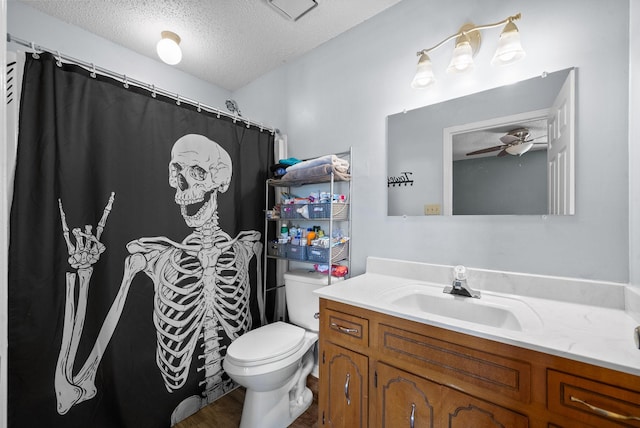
[58,192,115,270]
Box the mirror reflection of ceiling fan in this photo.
[466,127,547,157]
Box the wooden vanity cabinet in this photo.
[318,299,640,428]
[375,362,528,428]
[319,307,370,427]
[321,341,368,427]
[376,362,439,427]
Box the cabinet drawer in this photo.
[378,323,531,403]
[547,369,640,427]
[324,309,369,348]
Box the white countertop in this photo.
[314,257,640,376]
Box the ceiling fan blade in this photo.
[500,135,520,144]
[497,149,509,157]
[466,145,505,156]
[523,135,548,143]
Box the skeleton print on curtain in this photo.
[8,53,273,428]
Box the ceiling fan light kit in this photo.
[505,141,534,156]
[412,13,525,89]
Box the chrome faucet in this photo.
[443,265,481,298]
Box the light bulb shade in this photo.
[491,21,526,66]
[156,31,182,65]
[446,39,475,74]
[505,142,534,155]
[411,53,435,89]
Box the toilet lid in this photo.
[227,322,306,366]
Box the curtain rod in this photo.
[6,33,280,135]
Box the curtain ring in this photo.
[245,120,250,128]
[176,94,181,106]
[151,84,157,98]
[197,102,201,112]
[55,51,62,67]
[123,75,129,88]
[30,42,39,59]
[259,123,264,132]
[216,110,221,119]
[90,63,97,78]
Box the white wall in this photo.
[237,0,632,283]
[7,1,231,110]
[630,0,640,287]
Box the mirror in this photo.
[387,68,575,216]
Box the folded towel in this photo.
[285,154,349,173]
[278,157,301,166]
[279,163,351,183]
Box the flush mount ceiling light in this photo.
[268,0,318,21]
[411,13,525,89]
[156,30,182,65]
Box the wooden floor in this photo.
[173,376,318,428]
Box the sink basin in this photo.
[378,284,542,332]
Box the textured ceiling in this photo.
[18,0,404,91]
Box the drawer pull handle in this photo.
[344,373,351,405]
[570,396,640,421]
[409,403,416,428]
[331,322,358,334]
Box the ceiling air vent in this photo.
[268,0,318,21]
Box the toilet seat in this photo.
[226,322,306,367]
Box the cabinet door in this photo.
[320,341,368,427]
[440,386,529,428]
[376,362,440,428]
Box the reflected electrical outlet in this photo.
[424,204,441,215]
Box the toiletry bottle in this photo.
[307,229,316,246]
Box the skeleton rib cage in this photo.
[145,232,253,394]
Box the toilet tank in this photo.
[284,270,343,332]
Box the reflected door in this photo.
[547,69,575,215]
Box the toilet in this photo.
[223,270,342,428]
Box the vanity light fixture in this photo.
[445,24,480,74]
[411,13,525,89]
[156,31,182,65]
[491,20,527,66]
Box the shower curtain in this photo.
[8,52,273,428]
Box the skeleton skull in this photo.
[168,134,232,228]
